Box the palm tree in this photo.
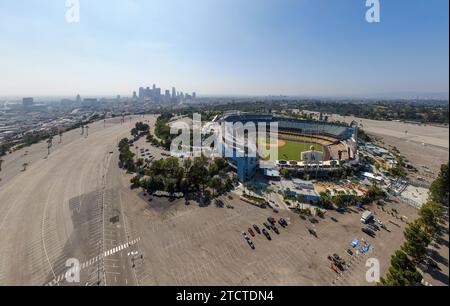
[297,194,306,210]
[264,186,274,203]
[135,146,140,162]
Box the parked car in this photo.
[362,227,376,237]
[346,249,354,256]
[369,223,380,231]
[333,254,342,261]
[271,225,280,235]
[330,264,339,273]
[248,228,256,237]
[253,225,261,234]
[267,217,276,225]
[263,222,271,230]
[247,240,255,250]
[242,232,249,240]
[308,228,317,237]
[262,229,272,241]
[309,217,319,224]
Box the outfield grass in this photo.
[277,140,324,161]
[258,138,325,161]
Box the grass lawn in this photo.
[277,140,324,161]
[258,137,325,161]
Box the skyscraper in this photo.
[138,87,145,99]
[172,87,176,99]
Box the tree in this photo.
[429,163,449,207]
[130,176,141,188]
[208,163,219,177]
[332,195,346,209]
[180,178,190,193]
[380,250,422,286]
[213,157,228,171]
[183,158,192,173]
[131,128,139,138]
[279,168,289,178]
[118,138,136,172]
[330,160,338,168]
[401,221,431,264]
[366,184,384,202]
[136,158,144,168]
[209,176,222,198]
[296,194,306,209]
[418,201,446,238]
[319,192,332,209]
[189,156,209,192]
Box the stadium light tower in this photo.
[47,137,53,157]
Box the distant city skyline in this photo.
[0,0,448,98]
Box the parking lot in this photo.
[121,186,416,286]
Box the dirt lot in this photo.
[330,114,449,183]
[371,133,448,183]
[120,184,419,286]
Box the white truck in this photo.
[361,210,374,224]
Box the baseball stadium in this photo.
[219,113,359,182]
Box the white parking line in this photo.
[45,237,141,286]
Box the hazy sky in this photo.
[0,0,448,97]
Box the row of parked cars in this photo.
[361,218,384,238]
[140,148,155,160]
[242,217,289,249]
[328,253,347,273]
